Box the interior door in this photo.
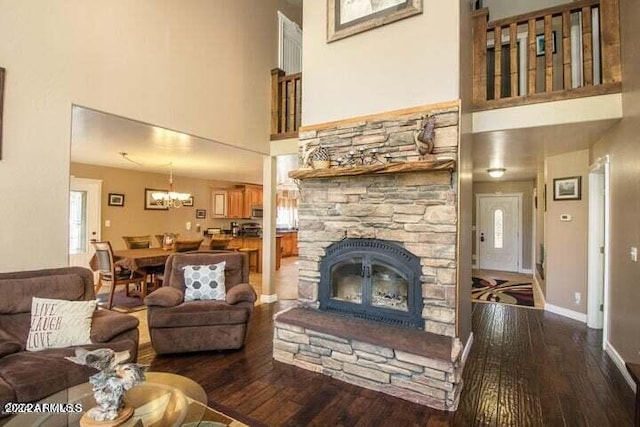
[69,177,102,268]
[278,11,302,74]
[478,195,521,272]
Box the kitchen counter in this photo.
[215,235,282,271]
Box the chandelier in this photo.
[151,164,191,208]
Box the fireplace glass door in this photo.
[370,261,409,311]
[330,257,363,304]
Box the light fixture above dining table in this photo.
[151,163,191,208]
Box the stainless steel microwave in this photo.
[251,206,263,218]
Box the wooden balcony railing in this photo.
[473,0,621,111]
[271,68,302,140]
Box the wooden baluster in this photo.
[288,79,295,133]
[270,69,285,136]
[562,11,572,90]
[544,14,553,92]
[298,77,302,131]
[600,0,622,84]
[528,18,537,95]
[582,6,593,86]
[494,25,502,100]
[280,79,287,134]
[510,23,519,97]
[472,9,489,105]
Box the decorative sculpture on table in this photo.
[66,348,146,426]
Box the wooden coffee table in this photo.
[1,372,243,426]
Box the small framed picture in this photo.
[108,193,125,207]
[183,196,194,207]
[536,31,556,56]
[195,209,206,219]
[553,176,581,201]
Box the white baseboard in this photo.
[260,294,278,304]
[461,333,474,367]
[604,340,636,392]
[545,303,587,323]
[519,268,533,274]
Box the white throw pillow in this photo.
[26,297,96,352]
[183,262,226,302]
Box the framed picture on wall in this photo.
[108,193,125,207]
[195,209,206,219]
[144,188,169,210]
[327,0,423,43]
[536,31,557,56]
[553,176,581,201]
[182,196,194,207]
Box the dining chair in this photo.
[92,241,147,309]
[209,237,232,250]
[122,235,152,249]
[174,239,204,252]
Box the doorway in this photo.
[69,177,102,268]
[587,157,609,338]
[476,194,522,272]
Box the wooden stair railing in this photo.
[473,0,621,111]
[271,68,302,140]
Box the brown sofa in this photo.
[0,267,139,413]
[144,251,257,354]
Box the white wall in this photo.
[0,0,294,271]
[302,0,461,125]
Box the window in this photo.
[69,190,87,254]
[494,209,504,249]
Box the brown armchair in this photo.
[143,251,257,354]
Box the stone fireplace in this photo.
[273,102,466,411]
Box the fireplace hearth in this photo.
[319,238,423,329]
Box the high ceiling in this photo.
[70,106,265,184]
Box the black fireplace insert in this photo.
[319,238,424,329]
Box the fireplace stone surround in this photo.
[273,103,465,411]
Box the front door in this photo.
[478,195,521,272]
[69,177,102,268]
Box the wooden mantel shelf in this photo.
[288,159,456,180]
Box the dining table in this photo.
[89,247,173,298]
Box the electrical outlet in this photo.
[631,247,638,262]
[104,220,111,228]
[574,292,581,305]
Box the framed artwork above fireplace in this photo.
[327,0,423,43]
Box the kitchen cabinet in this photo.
[281,232,298,257]
[226,188,245,219]
[218,185,263,219]
[243,185,263,218]
[226,236,282,270]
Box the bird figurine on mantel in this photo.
[414,115,437,159]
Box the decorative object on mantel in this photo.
[414,115,436,158]
[149,163,192,209]
[65,348,146,426]
[327,0,423,43]
[289,158,455,180]
[336,146,390,167]
[310,145,331,169]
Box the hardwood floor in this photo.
[141,302,635,426]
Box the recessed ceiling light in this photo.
[487,168,506,178]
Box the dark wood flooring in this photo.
[141,302,635,426]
